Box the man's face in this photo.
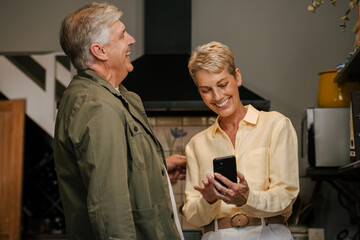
[105,20,136,81]
[195,69,242,118]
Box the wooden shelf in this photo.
[334,46,360,83]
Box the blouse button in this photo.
[134,126,138,132]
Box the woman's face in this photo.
[195,68,242,118]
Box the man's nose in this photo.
[127,33,136,45]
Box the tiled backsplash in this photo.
[149,116,216,230]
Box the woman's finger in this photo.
[213,172,235,188]
[237,171,248,186]
[208,173,229,195]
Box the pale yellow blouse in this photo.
[182,105,299,228]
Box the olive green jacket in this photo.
[53,69,181,240]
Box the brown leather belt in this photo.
[203,214,286,234]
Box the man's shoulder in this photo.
[66,74,99,95]
[57,76,124,123]
[64,74,120,105]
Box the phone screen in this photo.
[213,155,237,187]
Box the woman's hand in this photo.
[193,174,220,204]
[209,171,249,206]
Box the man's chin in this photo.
[127,64,134,73]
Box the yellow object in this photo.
[317,69,360,107]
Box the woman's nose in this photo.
[212,89,221,101]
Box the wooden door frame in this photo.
[0,99,25,240]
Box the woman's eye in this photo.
[219,83,228,88]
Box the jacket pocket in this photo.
[127,121,151,170]
[132,205,165,239]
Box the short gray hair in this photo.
[59,2,123,70]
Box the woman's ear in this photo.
[90,43,108,61]
[235,68,242,87]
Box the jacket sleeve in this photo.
[70,100,136,240]
[240,118,300,218]
[182,142,221,228]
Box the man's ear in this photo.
[90,43,108,61]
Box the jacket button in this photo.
[134,126,138,132]
[171,213,174,219]
[162,169,165,176]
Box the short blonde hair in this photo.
[188,41,236,83]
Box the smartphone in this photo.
[213,155,237,187]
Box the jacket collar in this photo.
[78,69,121,96]
[78,69,135,109]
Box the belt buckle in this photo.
[230,213,249,227]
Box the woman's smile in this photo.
[215,98,230,108]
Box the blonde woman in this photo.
[182,41,299,240]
